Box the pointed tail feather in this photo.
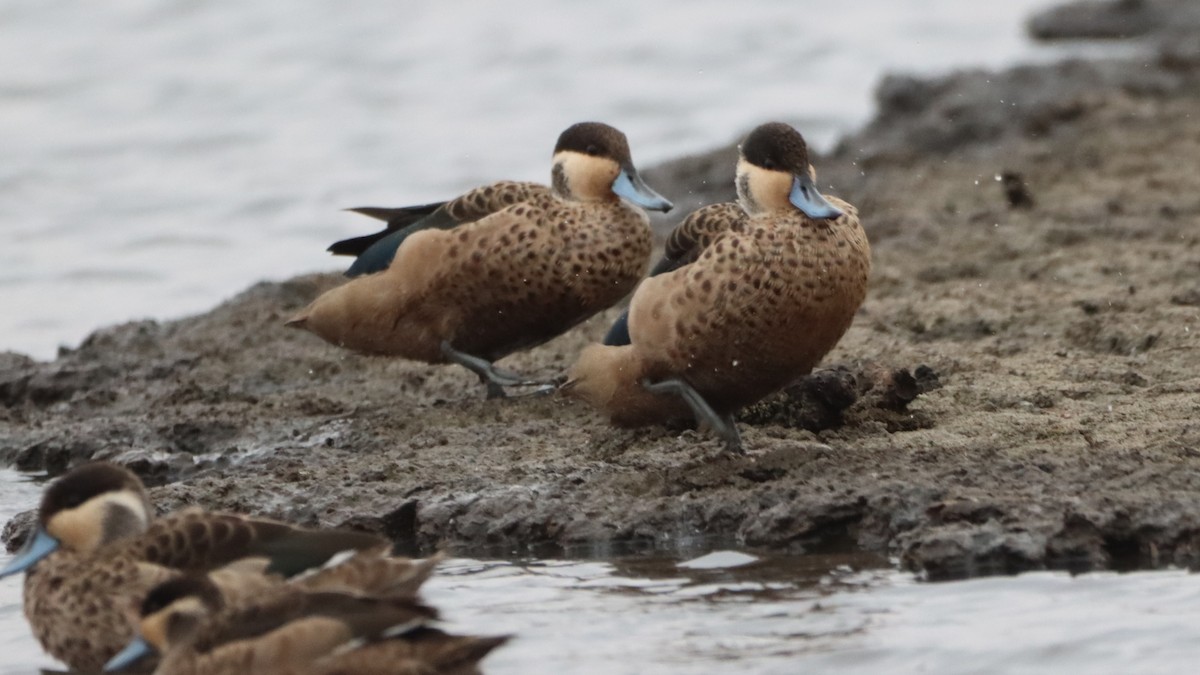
[327,201,446,256]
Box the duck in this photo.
[106,575,508,675]
[565,122,871,453]
[0,461,394,673]
[103,548,445,673]
[287,121,673,399]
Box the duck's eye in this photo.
[761,159,776,170]
[585,144,600,156]
[62,493,85,509]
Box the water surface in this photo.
[4,468,1200,673]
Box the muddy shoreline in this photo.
[4,2,1200,580]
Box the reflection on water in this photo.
[3,464,1200,674]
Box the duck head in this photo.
[105,576,223,672]
[736,122,842,220]
[0,462,152,578]
[551,122,673,212]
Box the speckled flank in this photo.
[567,124,871,430]
[427,191,652,361]
[638,197,870,413]
[571,197,869,427]
[292,134,655,366]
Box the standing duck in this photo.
[287,122,673,399]
[566,122,870,453]
[0,462,389,673]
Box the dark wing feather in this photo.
[343,209,458,278]
[326,202,446,256]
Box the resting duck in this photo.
[566,122,870,453]
[0,462,393,672]
[288,121,672,399]
[107,575,507,675]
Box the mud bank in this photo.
[4,8,1200,580]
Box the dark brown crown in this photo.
[39,461,145,522]
[740,122,812,174]
[554,122,634,167]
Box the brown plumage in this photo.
[332,180,551,276]
[655,201,746,274]
[0,462,390,673]
[289,122,672,398]
[121,575,506,675]
[566,122,871,452]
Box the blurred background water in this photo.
[0,0,1089,360]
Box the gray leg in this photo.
[641,377,744,454]
[440,341,555,400]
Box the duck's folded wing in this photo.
[197,588,438,654]
[338,180,550,278]
[603,202,745,345]
[655,201,745,274]
[124,509,387,577]
[328,201,445,256]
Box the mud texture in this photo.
[4,5,1200,580]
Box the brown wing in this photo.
[654,202,745,274]
[117,509,386,577]
[195,587,438,656]
[392,193,648,357]
[442,181,550,222]
[315,627,510,675]
[294,549,440,598]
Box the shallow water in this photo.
[6,473,1200,675]
[0,0,1107,360]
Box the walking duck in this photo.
[106,575,507,675]
[287,122,673,399]
[0,462,394,673]
[566,122,871,453]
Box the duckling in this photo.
[566,122,871,453]
[287,122,673,399]
[106,575,507,675]
[0,462,389,673]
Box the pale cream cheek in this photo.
[46,502,107,552]
[142,598,207,651]
[140,613,171,653]
[45,491,150,552]
[553,151,620,200]
[737,161,793,213]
